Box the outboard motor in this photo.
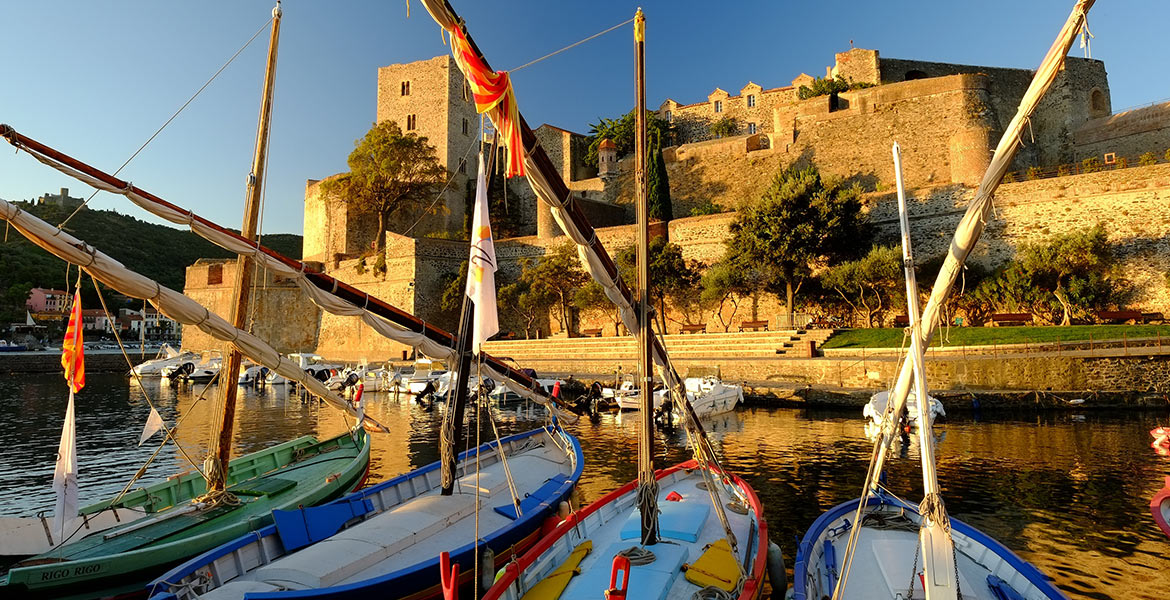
[343,372,360,389]
[168,361,195,382]
[312,368,330,383]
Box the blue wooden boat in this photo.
[793,493,1069,600]
[146,425,582,600]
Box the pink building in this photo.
[26,288,70,314]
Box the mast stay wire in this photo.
[508,17,635,73]
[58,14,277,229]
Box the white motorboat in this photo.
[325,364,402,393]
[864,390,945,429]
[405,357,447,395]
[616,376,743,418]
[488,377,559,404]
[130,344,197,377]
[160,351,221,384]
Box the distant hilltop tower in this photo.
[598,138,618,178]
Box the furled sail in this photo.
[0,197,386,430]
[0,125,576,423]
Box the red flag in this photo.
[61,289,85,393]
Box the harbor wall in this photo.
[0,351,133,374]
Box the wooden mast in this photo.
[208,1,282,492]
[633,8,659,546]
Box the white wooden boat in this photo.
[483,461,770,600]
[1152,476,1170,539]
[147,426,582,600]
[793,494,1070,599]
[864,390,945,430]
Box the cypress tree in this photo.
[647,130,673,222]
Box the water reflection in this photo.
[0,373,1166,599]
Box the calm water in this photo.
[1,372,1167,599]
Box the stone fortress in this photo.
[183,47,1170,361]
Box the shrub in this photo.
[710,117,738,139]
[1003,172,1017,183]
[1139,152,1157,166]
[1057,164,1072,177]
[1026,166,1042,180]
[1165,148,1170,162]
[373,253,387,276]
[1082,157,1102,173]
[1116,156,1128,169]
[797,75,851,100]
[689,198,723,217]
[355,257,367,275]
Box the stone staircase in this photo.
[482,329,837,362]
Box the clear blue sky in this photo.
[1,1,1164,236]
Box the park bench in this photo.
[893,315,910,327]
[679,323,707,334]
[581,328,603,338]
[739,320,769,332]
[990,312,1032,326]
[807,317,843,329]
[1142,312,1165,324]
[1096,310,1142,324]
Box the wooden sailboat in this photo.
[478,11,771,600]
[145,145,585,600]
[0,6,371,598]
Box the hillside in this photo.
[1,202,301,321]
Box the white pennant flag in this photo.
[138,407,165,446]
[52,390,79,542]
[465,152,499,354]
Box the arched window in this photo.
[904,70,928,81]
[1090,88,1108,117]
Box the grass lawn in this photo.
[820,324,1170,349]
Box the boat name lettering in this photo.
[40,564,101,581]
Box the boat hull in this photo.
[793,494,1068,599]
[0,431,370,600]
[1152,476,1170,539]
[484,460,769,600]
[147,426,583,600]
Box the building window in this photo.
[207,264,223,285]
[406,114,417,130]
[463,81,471,102]
[747,95,756,107]
[714,100,722,113]
[462,118,470,135]
[1090,88,1108,117]
[748,122,757,134]
[458,159,467,174]
[664,110,672,122]
[401,81,410,96]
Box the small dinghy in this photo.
[147,427,582,600]
[794,493,1069,599]
[1152,477,1170,539]
[864,391,945,430]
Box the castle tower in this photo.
[598,138,618,178]
[375,55,480,236]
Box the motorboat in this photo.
[131,343,198,377]
[406,357,448,395]
[864,390,946,430]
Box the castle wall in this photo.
[1073,101,1170,162]
[181,259,321,354]
[662,84,797,144]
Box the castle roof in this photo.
[599,138,617,150]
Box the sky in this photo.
[1,1,1166,236]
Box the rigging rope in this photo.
[508,18,635,73]
[58,14,277,229]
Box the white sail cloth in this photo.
[4,141,575,423]
[0,198,379,427]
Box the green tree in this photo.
[525,243,590,335]
[821,245,903,328]
[585,109,673,168]
[319,121,447,252]
[616,238,702,330]
[797,74,853,100]
[700,258,758,332]
[726,164,868,326]
[1019,224,1115,325]
[573,281,623,336]
[689,198,723,217]
[709,117,738,139]
[647,131,673,221]
[498,273,553,339]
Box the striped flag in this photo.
[53,289,84,541]
[464,152,499,354]
[61,289,84,393]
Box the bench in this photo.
[739,320,769,332]
[1096,310,1142,324]
[1143,312,1165,324]
[679,323,706,334]
[808,318,842,329]
[581,328,603,337]
[893,315,909,327]
[990,312,1032,326]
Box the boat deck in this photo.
[195,434,573,598]
[508,466,761,600]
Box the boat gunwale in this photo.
[146,425,582,600]
[483,458,769,600]
[791,493,1070,600]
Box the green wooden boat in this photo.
[0,428,370,600]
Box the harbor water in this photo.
[0,372,1166,599]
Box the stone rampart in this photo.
[1074,101,1170,161]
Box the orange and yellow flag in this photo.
[61,289,85,393]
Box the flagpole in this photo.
[440,135,499,496]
